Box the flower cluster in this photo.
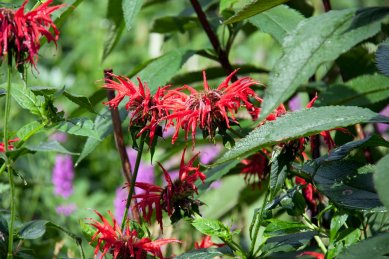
[132,149,205,230]
[0,0,63,66]
[240,150,269,187]
[103,70,262,146]
[88,210,180,259]
[0,137,18,152]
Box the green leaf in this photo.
[135,49,194,93]
[55,118,99,139]
[215,106,389,165]
[26,140,79,155]
[10,83,43,117]
[224,0,289,24]
[30,86,59,96]
[151,16,198,33]
[318,74,389,107]
[16,121,43,141]
[249,5,304,44]
[122,0,143,31]
[348,7,389,31]
[264,219,309,237]
[376,39,389,77]
[313,160,384,212]
[337,233,389,259]
[374,154,389,211]
[102,0,125,61]
[262,231,317,254]
[191,217,232,240]
[269,146,288,199]
[329,214,348,242]
[176,247,232,259]
[79,220,98,247]
[63,91,96,114]
[18,220,49,240]
[259,9,381,121]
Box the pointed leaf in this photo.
[216,106,389,165]
[374,154,389,211]
[122,0,143,31]
[192,217,231,240]
[9,83,43,117]
[56,118,99,139]
[26,140,79,155]
[348,6,389,31]
[16,121,43,141]
[259,9,381,121]
[63,91,96,114]
[249,5,304,44]
[18,220,49,240]
[224,0,289,24]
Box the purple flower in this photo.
[377,105,389,134]
[198,144,222,164]
[114,187,128,223]
[56,203,76,216]
[49,132,68,143]
[52,154,74,198]
[288,95,302,112]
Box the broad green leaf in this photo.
[249,5,304,44]
[18,220,49,240]
[314,160,384,212]
[136,49,194,93]
[264,219,309,237]
[30,86,59,96]
[151,16,198,33]
[176,247,232,259]
[348,7,389,31]
[376,39,389,77]
[26,140,79,155]
[192,217,231,240]
[56,118,99,139]
[10,83,43,117]
[102,0,125,61]
[16,121,43,141]
[337,233,389,259]
[259,9,381,121]
[329,214,348,241]
[262,231,317,254]
[63,91,96,114]
[224,0,288,24]
[122,0,143,31]
[269,146,288,199]
[374,154,389,211]
[318,75,389,107]
[215,106,389,165]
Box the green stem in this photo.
[121,132,146,230]
[248,190,269,258]
[0,163,6,177]
[4,62,14,259]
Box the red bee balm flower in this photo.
[133,149,206,230]
[0,138,19,152]
[240,150,269,187]
[0,0,63,66]
[88,210,180,259]
[194,236,224,249]
[103,73,169,144]
[162,69,262,144]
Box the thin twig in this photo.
[190,0,237,81]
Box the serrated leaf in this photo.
[102,0,125,61]
[264,219,309,237]
[374,154,389,211]
[176,247,232,259]
[56,118,99,139]
[136,49,194,93]
[16,121,43,141]
[259,9,381,121]
[63,91,96,114]
[376,39,389,77]
[30,86,59,96]
[122,0,143,31]
[337,233,389,259]
[215,106,389,165]
[348,6,389,31]
[192,218,231,240]
[151,16,198,33]
[26,140,78,155]
[314,160,384,212]
[249,5,304,44]
[318,74,389,107]
[224,0,288,24]
[10,83,43,117]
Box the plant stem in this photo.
[121,132,146,230]
[4,61,14,259]
[248,190,269,258]
[189,0,237,81]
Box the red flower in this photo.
[133,149,206,230]
[88,210,180,259]
[240,150,269,186]
[298,251,325,259]
[194,236,224,249]
[103,73,169,144]
[162,69,262,145]
[0,138,19,152]
[295,177,322,213]
[0,0,63,66]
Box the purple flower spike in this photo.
[114,187,128,223]
[52,154,74,198]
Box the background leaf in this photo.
[374,154,389,211]
[348,6,389,31]
[259,9,381,121]
[376,39,389,77]
[26,140,79,155]
[337,233,389,259]
[122,0,143,31]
